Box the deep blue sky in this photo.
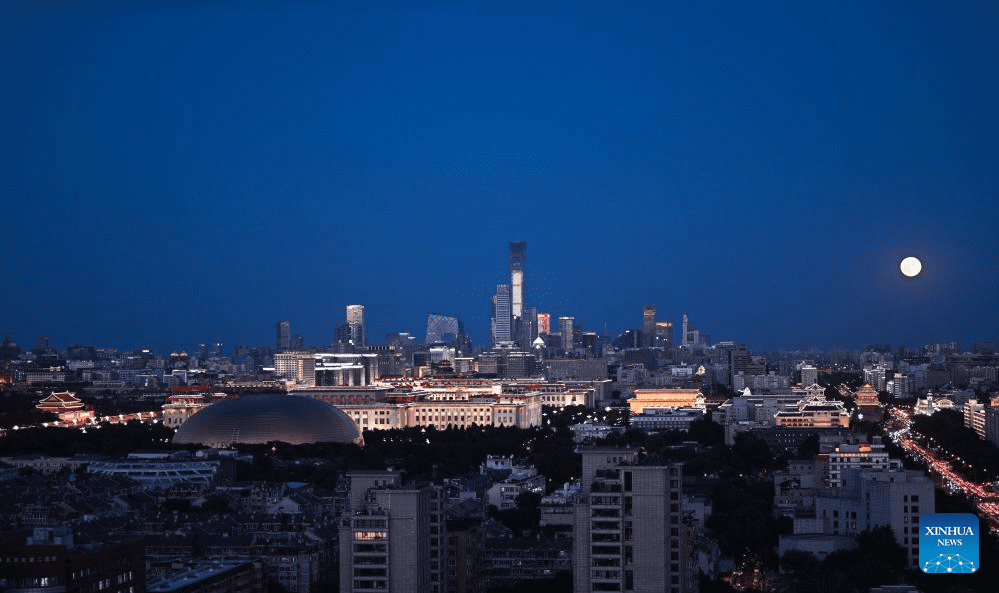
[4,0,997,353]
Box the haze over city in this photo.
[4,0,997,352]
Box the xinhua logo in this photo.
[919,513,979,573]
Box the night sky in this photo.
[4,0,997,353]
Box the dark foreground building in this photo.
[0,526,145,593]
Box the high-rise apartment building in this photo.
[573,449,695,593]
[346,305,366,348]
[492,285,512,346]
[800,364,818,387]
[509,241,526,319]
[276,320,291,352]
[642,306,656,348]
[559,316,574,352]
[340,470,446,593]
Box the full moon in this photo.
[900,256,922,277]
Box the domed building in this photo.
[173,393,363,447]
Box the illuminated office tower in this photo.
[509,241,526,318]
[491,285,512,346]
[537,313,551,335]
[656,321,673,348]
[559,316,574,352]
[643,305,656,348]
[276,320,291,352]
[346,305,366,347]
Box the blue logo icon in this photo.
[919,513,978,574]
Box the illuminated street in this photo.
[887,407,999,527]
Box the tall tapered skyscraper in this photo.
[509,241,526,319]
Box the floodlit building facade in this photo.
[339,392,543,431]
[274,352,316,385]
[773,394,850,429]
[628,389,703,415]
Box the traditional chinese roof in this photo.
[36,391,84,412]
[854,383,881,408]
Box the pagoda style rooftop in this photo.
[36,391,84,413]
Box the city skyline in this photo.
[3,241,998,356]
[4,1,997,352]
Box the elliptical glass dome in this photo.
[173,393,363,447]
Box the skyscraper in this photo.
[346,305,366,347]
[509,241,526,319]
[559,315,574,352]
[537,313,551,335]
[276,320,291,352]
[425,314,463,346]
[491,285,512,346]
[655,321,673,348]
[643,305,656,347]
[519,305,538,346]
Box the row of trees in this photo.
[912,409,999,480]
